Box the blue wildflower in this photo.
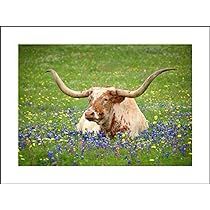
[25,131,31,138]
[179,145,187,156]
[56,144,62,153]
[54,135,60,141]
[47,131,53,139]
[18,133,24,140]
[19,141,26,150]
[69,131,77,136]
[47,151,54,159]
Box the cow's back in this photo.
[113,98,148,136]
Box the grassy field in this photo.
[18,45,192,166]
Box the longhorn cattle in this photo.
[47,68,174,137]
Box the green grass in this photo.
[18,45,192,166]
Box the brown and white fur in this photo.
[77,87,148,137]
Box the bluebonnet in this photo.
[47,151,54,159]
[179,145,187,156]
[18,133,24,140]
[56,144,62,153]
[47,131,54,139]
[19,141,26,150]
[18,107,192,166]
[54,135,60,141]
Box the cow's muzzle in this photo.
[85,110,95,121]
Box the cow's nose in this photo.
[85,110,94,120]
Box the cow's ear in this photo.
[109,90,125,103]
[112,95,125,103]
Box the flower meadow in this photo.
[18,45,192,166]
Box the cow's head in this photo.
[84,87,125,125]
[47,68,175,125]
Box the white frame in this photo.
[1,27,209,183]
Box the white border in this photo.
[1,27,209,183]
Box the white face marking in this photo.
[89,87,116,103]
[93,111,99,120]
[89,87,106,103]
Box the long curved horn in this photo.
[47,69,91,98]
[115,68,175,98]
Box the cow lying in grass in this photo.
[47,68,174,137]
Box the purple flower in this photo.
[48,151,54,159]
[19,141,26,150]
[18,133,24,140]
[54,135,60,141]
[56,144,62,153]
[179,145,187,156]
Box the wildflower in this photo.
[122,133,126,138]
[19,141,26,150]
[154,115,158,121]
[167,128,176,138]
[47,151,54,159]
[54,135,60,141]
[47,131,53,139]
[56,144,62,153]
[179,145,187,156]
[18,133,24,139]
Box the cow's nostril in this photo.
[85,111,94,119]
